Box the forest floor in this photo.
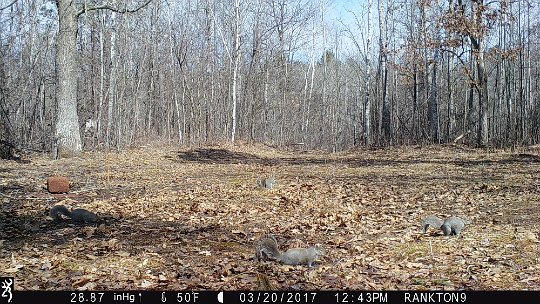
[1,144,539,290]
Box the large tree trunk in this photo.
[55,0,82,154]
[467,0,489,147]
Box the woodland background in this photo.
[1,0,540,291]
[0,0,539,153]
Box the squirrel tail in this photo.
[255,235,281,261]
[421,215,444,233]
[50,205,72,221]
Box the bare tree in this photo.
[231,0,241,142]
[377,0,390,143]
[54,0,82,155]
[53,0,151,155]
[3,0,540,151]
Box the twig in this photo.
[24,196,55,200]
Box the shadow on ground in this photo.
[173,148,540,168]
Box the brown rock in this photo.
[47,176,70,193]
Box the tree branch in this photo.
[77,0,152,17]
[0,0,18,11]
[441,47,478,93]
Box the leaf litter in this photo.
[0,145,539,290]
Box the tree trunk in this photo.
[428,42,440,143]
[231,0,240,142]
[106,11,117,149]
[378,0,390,143]
[476,50,489,147]
[364,0,372,146]
[55,0,82,154]
[466,0,489,147]
[447,51,455,141]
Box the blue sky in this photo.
[327,0,366,23]
[315,0,375,59]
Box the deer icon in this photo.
[1,278,12,303]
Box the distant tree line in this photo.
[0,0,538,154]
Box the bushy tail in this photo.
[421,215,444,233]
[255,235,280,261]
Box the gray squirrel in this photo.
[255,235,324,267]
[257,176,276,189]
[50,205,98,224]
[422,215,466,236]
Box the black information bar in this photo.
[2,290,538,304]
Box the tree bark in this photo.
[364,0,372,146]
[476,49,489,147]
[378,0,390,143]
[231,0,240,142]
[54,0,82,154]
[428,46,439,143]
[467,0,489,147]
